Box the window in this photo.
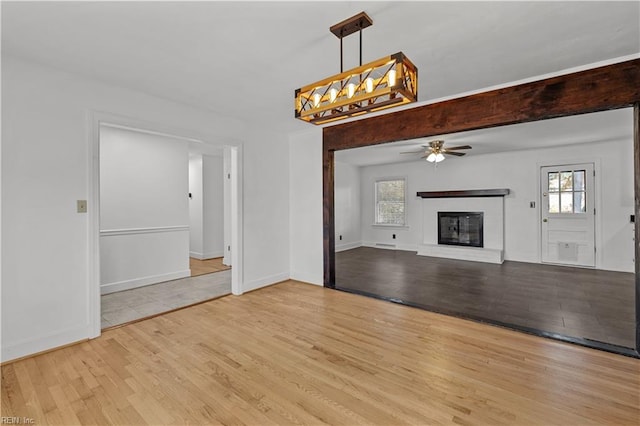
[547,170,586,214]
[375,178,406,225]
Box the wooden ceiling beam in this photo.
[323,59,640,150]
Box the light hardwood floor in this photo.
[190,257,231,277]
[2,281,639,425]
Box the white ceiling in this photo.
[2,1,639,135]
[335,108,634,166]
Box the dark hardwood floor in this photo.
[336,247,635,348]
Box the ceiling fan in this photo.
[400,140,472,163]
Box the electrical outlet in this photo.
[77,200,87,213]
[529,201,536,208]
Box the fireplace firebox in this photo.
[438,212,484,248]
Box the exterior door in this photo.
[540,163,595,267]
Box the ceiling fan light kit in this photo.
[402,139,472,164]
[426,152,445,163]
[295,12,418,125]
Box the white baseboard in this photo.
[598,263,634,273]
[100,270,191,295]
[190,251,225,260]
[289,270,323,286]
[1,324,90,363]
[203,251,224,259]
[335,241,362,252]
[362,241,418,252]
[242,272,289,294]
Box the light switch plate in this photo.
[77,200,87,213]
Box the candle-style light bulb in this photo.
[388,69,397,87]
[329,88,338,103]
[347,83,356,98]
[365,77,374,93]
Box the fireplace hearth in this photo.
[438,212,483,248]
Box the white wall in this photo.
[334,161,362,252]
[202,154,224,259]
[100,125,190,294]
[239,126,291,292]
[189,154,224,259]
[1,56,291,362]
[289,128,323,285]
[359,138,634,272]
[189,155,204,256]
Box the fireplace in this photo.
[438,212,484,248]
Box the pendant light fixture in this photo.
[295,12,418,125]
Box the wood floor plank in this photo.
[190,257,231,277]
[2,280,639,425]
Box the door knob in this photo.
[543,218,548,222]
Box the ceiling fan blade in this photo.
[444,145,472,150]
[444,151,466,156]
[400,150,426,154]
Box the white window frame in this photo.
[374,177,408,227]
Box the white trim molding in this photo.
[189,251,225,260]
[100,270,191,295]
[242,272,289,294]
[100,225,189,237]
[335,241,363,253]
[1,324,91,363]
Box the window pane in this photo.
[574,191,586,213]
[548,172,559,191]
[560,192,573,213]
[377,202,405,224]
[574,170,585,190]
[377,180,404,202]
[549,193,559,213]
[560,171,573,191]
[376,179,405,224]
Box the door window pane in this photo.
[560,192,573,213]
[574,191,586,213]
[560,171,573,191]
[547,168,589,214]
[574,170,585,190]
[549,193,560,213]
[548,172,559,191]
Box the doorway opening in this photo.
[88,114,243,334]
[540,163,595,267]
[188,151,232,278]
[333,108,635,351]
